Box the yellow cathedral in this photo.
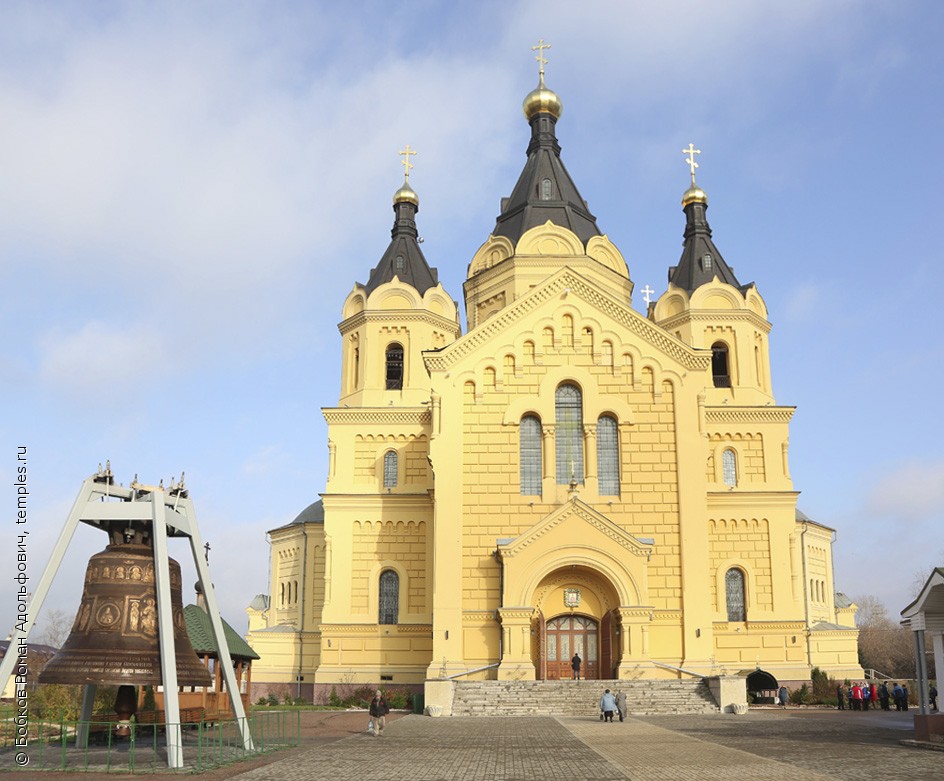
[246,57,862,702]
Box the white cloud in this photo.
[38,319,169,399]
[862,460,944,523]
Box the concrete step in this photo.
[451,679,719,717]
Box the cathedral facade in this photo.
[246,67,862,699]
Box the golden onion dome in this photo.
[681,184,708,208]
[523,79,563,121]
[393,179,419,207]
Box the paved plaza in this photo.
[226,708,940,781]
[10,708,942,780]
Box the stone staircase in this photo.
[451,679,720,717]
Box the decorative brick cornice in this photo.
[323,408,432,426]
[339,310,460,336]
[704,407,795,425]
[318,623,432,635]
[657,309,772,334]
[425,270,708,373]
[463,611,498,623]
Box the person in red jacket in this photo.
[851,683,863,711]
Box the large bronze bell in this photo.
[40,535,211,688]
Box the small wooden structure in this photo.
[142,602,258,720]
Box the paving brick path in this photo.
[10,708,942,780]
[228,709,943,781]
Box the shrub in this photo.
[789,684,811,705]
[328,686,342,707]
[256,696,268,706]
[266,693,280,707]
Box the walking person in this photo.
[615,690,627,722]
[892,683,903,711]
[851,682,862,711]
[778,685,788,707]
[862,681,871,711]
[902,684,909,711]
[600,688,617,722]
[836,684,846,710]
[368,689,389,737]
[571,652,582,680]
[930,684,938,711]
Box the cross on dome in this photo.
[531,38,551,84]
[399,144,417,179]
[682,143,701,185]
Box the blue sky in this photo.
[2,1,942,638]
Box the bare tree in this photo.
[32,608,73,648]
[854,594,914,679]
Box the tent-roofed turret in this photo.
[492,40,601,245]
[666,144,752,294]
[364,145,440,296]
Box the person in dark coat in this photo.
[368,690,390,736]
[836,684,845,710]
[571,652,582,680]
[930,684,938,711]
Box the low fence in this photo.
[0,708,299,773]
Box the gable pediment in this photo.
[497,498,654,561]
[424,267,707,375]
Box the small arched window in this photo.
[520,415,543,496]
[712,342,731,388]
[383,450,398,488]
[379,570,399,625]
[555,384,584,484]
[721,449,737,487]
[597,415,619,496]
[541,178,552,200]
[385,343,404,390]
[725,568,746,622]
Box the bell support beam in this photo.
[0,478,95,693]
[183,500,254,751]
[151,493,184,768]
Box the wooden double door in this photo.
[545,614,599,680]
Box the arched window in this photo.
[555,384,584,484]
[385,343,404,390]
[712,342,731,388]
[597,415,619,496]
[383,450,398,488]
[721,449,737,487]
[725,568,746,621]
[379,570,399,625]
[541,178,552,200]
[520,415,543,496]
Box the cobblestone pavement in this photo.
[627,709,943,781]
[12,709,940,780]
[227,709,942,781]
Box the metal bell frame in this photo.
[0,469,254,768]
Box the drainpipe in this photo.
[494,547,504,664]
[298,525,308,700]
[800,522,811,669]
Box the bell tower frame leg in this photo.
[76,684,97,748]
[151,493,184,768]
[0,478,94,695]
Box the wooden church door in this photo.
[545,615,599,679]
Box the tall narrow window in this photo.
[555,384,584,484]
[712,342,731,388]
[520,415,543,496]
[385,343,404,390]
[541,178,552,200]
[725,568,746,622]
[597,415,619,496]
[379,570,399,625]
[383,450,398,488]
[721,449,737,487]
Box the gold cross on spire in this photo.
[532,38,551,84]
[398,144,417,179]
[682,143,701,185]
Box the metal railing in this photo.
[0,709,299,773]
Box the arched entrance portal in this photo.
[530,565,623,680]
[545,614,598,680]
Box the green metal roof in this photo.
[184,604,259,660]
